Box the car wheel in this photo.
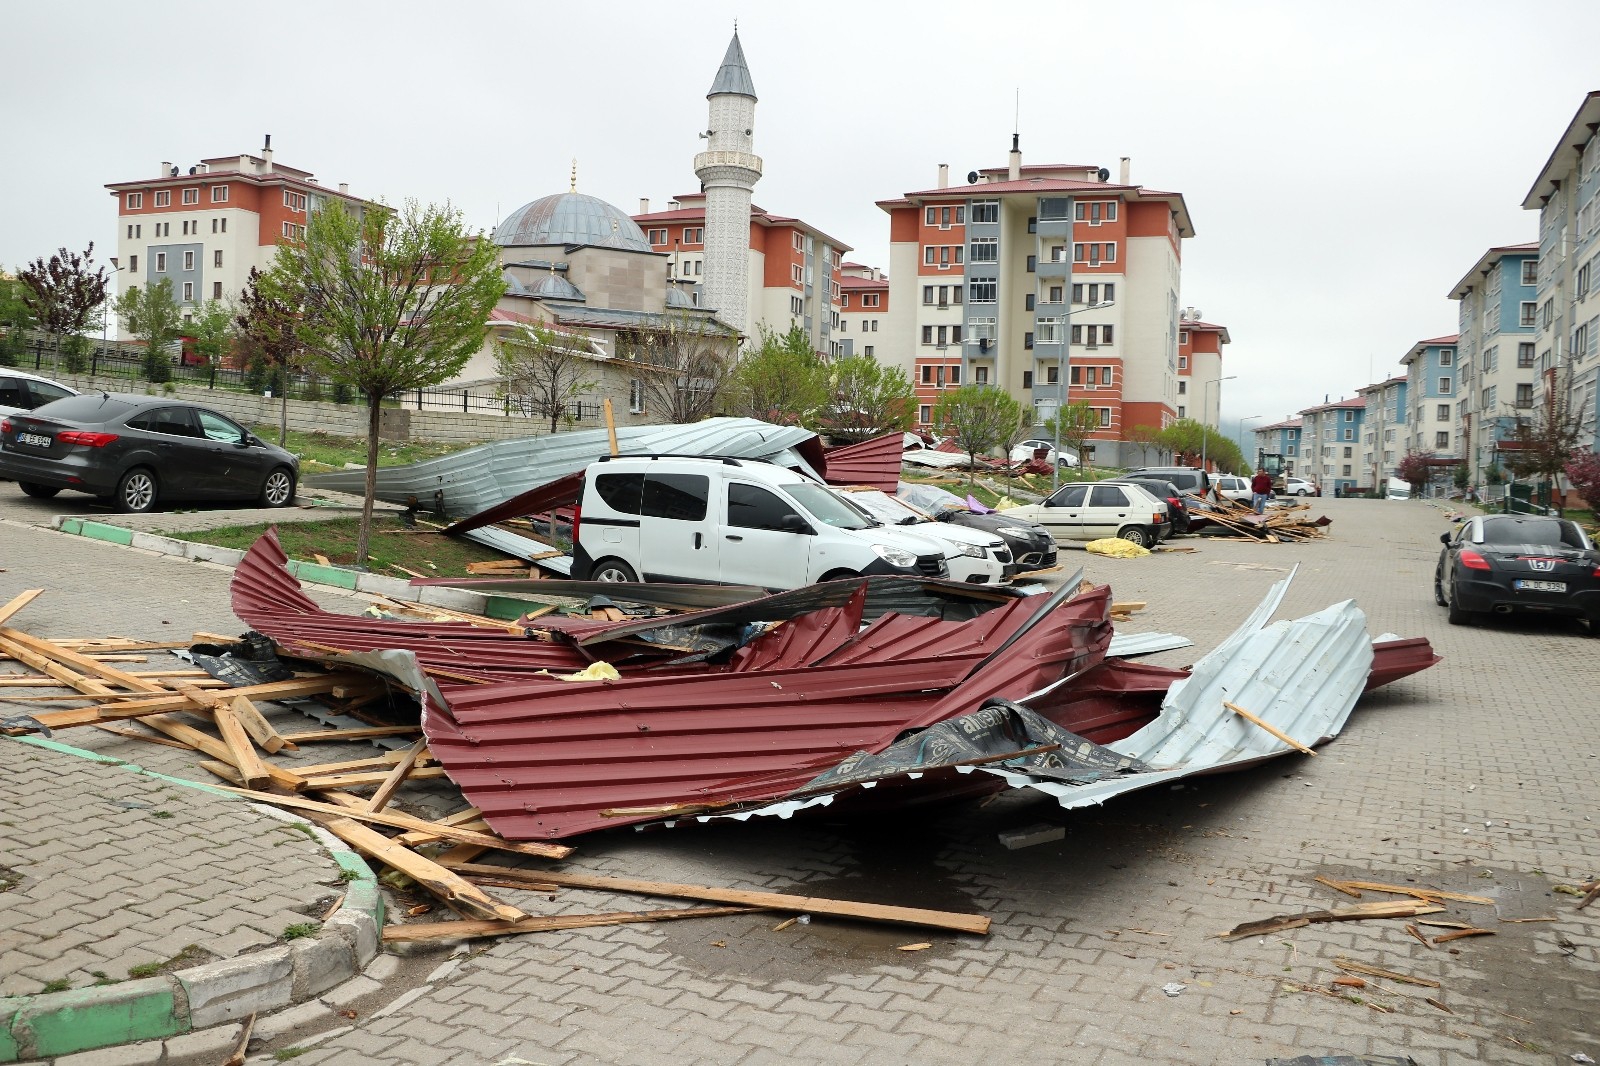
[1117,526,1151,548]
[820,569,862,582]
[18,482,60,499]
[1295,489,1310,496]
[1432,575,1447,607]
[259,467,296,508]
[591,558,638,583]
[116,468,158,514]
[1444,585,1474,626]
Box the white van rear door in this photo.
[639,472,719,582]
[718,481,812,589]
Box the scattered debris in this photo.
[1220,900,1444,940]
[1085,538,1151,559]
[1332,958,1440,988]
[1431,928,1496,945]
[998,823,1065,850]
[1161,982,1186,997]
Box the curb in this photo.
[47,517,498,615]
[0,737,385,1064]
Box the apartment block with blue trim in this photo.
[1357,375,1407,488]
[1298,398,1366,496]
[1401,336,1462,479]
[1251,418,1304,475]
[1448,243,1539,488]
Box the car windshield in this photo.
[842,490,924,525]
[30,395,136,423]
[1480,519,1587,549]
[786,483,874,530]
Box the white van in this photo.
[569,455,953,588]
[833,486,1010,583]
[1385,481,1411,500]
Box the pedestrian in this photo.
[1250,468,1273,514]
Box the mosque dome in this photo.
[664,285,696,309]
[493,192,652,253]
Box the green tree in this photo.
[114,278,182,383]
[494,320,597,433]
[263,200,504,565]
[0,274,35,366]
[190,299,234,368]
[18,244,109,373]
[236,267,301,445]
[724,324,828,424]
[620,312,737,424]
[1045,401,1104,471]
[1125,424,1164,467]
[815,354,916,443]
[932,384,1026,483]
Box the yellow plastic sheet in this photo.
[1084,538,1150,559]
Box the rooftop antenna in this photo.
[1014,88,1020,140]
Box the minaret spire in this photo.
[695,30,763,340]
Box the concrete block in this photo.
[320,974,382,1008]
[11,978,182,1060]
[286,561,359,590]
[77,522,133,546]
[175,948,293,1029]
[128,531,182,556]
[184,542,245,566]
[290,934,356,999]
[363,953,402,982]
[323,911,381,968]
[158,1024,243,1066]
[353,572,416,599]
[338,878,385,928]
[416,586,490,613]
[246,999,335,1044]
[53,1039,164,1065]
[998,823,1065,850]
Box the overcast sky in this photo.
[5,0,1597,429]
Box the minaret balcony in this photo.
[694,151,763,178]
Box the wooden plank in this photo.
[305,767,449,790]
[312,814,525,923]
[141,715,310,792]
[90,723,194,750]
[215,788,571,860]
[0,628,172,693]
[89,674,380,722]
[277,726,421,744]
[225,695,294,754]
[0,591,45,627]
[1219,900,1443,940]
[394,807,487,847]
[1315,876,1362,899]
[449,863,990,936]
[382,906,759,943]
[1432,928,1495,945]
[1333,958,1440,988]
[214,703,271,790]
[363,738,428,813]
[1337,881,1495,906]
[1224,700,1317,756]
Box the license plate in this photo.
[1515,579,1566,593]
[16,432,51,447]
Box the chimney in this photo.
[937,163,949,189]
[159,160,171,177]
[262,133,273,171]
[639,198,651,214]
[1008,134,1021,181]
[1119,156,1130,185]
[339,182,349,195]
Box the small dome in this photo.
[531,272,585,302]
[665,285,695,308]
[494,192,652,253]
[502,270,529,294]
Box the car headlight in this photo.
[870,544,919,568]
[955,543,985,558]
[995,526,1033,539]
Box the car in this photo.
[1104,477,1194,534]
[1385,481,1411,500]
[0,370,77,419]
[834,487,1010,583]
[568,454,951,588]
[1010,439,1079,467]
[1285,476,1319,497]
[1212,474,1252,504]
[998,480,1172,548]
[896,482,1059,572]
[0,393,298,512]
[1433,514,1600,629]
[1124,466,1211,495]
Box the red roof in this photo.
[838,274,887,290]
[1417,334,1460,346]
[902,177,1136,198]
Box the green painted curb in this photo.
[5,735,235,798]
[57,516,83,536]
[77,520,134,546]
[0,1013,19,1062]
[286,560,359,589]
[17,980,183,1060]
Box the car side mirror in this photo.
[1439,532,1451,545]
[780,514,812,535]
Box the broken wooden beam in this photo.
[381,906,760,943]
[1333,958,1440,988]
[363,738,428,813]
[1224,700,1317,756]
[311,815,525,924]
[213,702,272,790]
[1218,899,1444,940]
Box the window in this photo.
[1049,285,1063,304]
[214,250,223,268]
[1438,348,1453,366]
[969,237,998,263]
[791,264,803,285]
[1074,200,1118,224]
[1438,376,1452,394]
[969,280,996,303]
[282,190,306,211]
[182,187,199,205]
[790,295,803,316]
[970,201,998,224]
[154,190,171,207]
[1482,385,1496,410]
[1039,198,1071,220]
[1025,254,1036,272]
[646,228,665,244]
[925,207,936,226]
[1434,432,1450,449]
[922,285,934,305]
[217,218,226,233]
[1022,371,1033,388]
[1342,427,1354,441]
[213,281,223,299]
[1024,293,1035,311]
[683,227,702,244]
[1072,243,1114,265]
[1436,404,1450,421]
[1521,258,1538,286]
[179,251,192,271]
[281,222,305,240]
[182,282,194,301]
[1089,485,1126,507]
[1027,216,1037,234]
[1518,342,1535,367]
[126,192,144,209]
[1036,320,1059,344]
[863,345,873,357]
[919,405,932,424]
[1177,380,1187,394]
[974,367,988,384]
[128,254,137,272]
[641,474,709,521]
[1024,332,1034,350]
[1343,447,1352,458]
[1071,283,1083,303]
[1578,261,1591,299]
[863,293,880,308]
[155,252,167,272]
[728,483,802,531]
[1519,301,1537,327]
[210,186,228,203]
[158,222,169,236]
[1177,406,1186,418]
[1515,383,1534,407]
[1343,409,1355,422]
[1095,407,1112,427]
[948,366,961,386]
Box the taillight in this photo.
[1168,497,1181,507]
[1152,513,1163,524]
[58,430,119,448]
[570,504,581,545]
[0,418,12,434]
[1458,549,1491,571]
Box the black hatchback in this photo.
[0,393,298,513]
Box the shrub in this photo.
[1564,450,1600,510]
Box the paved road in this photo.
[1,499,1596,1065]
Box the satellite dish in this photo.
[966,171,979,185]
[170,166,179,176]
[1097,167,1110,182]
[188,166,197,175]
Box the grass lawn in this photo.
[158,516,523,577]
[249,425,479,475]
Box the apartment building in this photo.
[634,193,848,355]
[1400,335,1461,464]
[106,138,368,326]
[1252,418,1304,474]
[1447,243,1539,485]
[837,263,891,361]
[876,149,1196,464]
[1521,90,1600,454]
[1298,398,1366,496]
[1175,315,1231,423]
[1356,376,1407,488]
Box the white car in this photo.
[0,370,77,419]
[835,487,1009,584]
[1285,476,1318,497]
[999,481,1172,548]
[1213,475,1252,503]
[1384,482,1411,500]
[1010,439,1079,467]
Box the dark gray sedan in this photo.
[0,393,298,513]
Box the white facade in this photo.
[695,33,763,340]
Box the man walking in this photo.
[1250,468,1273,515]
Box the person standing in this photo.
[1250,468,1273,514]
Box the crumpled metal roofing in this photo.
[821,432,906,493]
[303,417,828,517]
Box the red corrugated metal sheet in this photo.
[442,471,584,536]
[821,433,905,492]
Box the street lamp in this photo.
[1050,300,1114,490]
[1199,375,1236,474]
[1238,415,1263,466]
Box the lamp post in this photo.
[1050,300,1115,490]
[1199,375,1236,473]
[1238,415,1262,469]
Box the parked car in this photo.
[1124,466,1211,495]
[1285,476,1319,497]
[0,393,297,512]
[1009,439,1079,467]
[896,482,1058,572]
[0,370,77,418]
[998,481,1171,548]
[1385,481,1411,500]
[834,487,1010,583]
[1104,477,1194,534]
[1212,474,1252,504]
[1434,514,1600,629]
[569,455,951,588]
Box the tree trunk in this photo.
[356,394,382,567]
